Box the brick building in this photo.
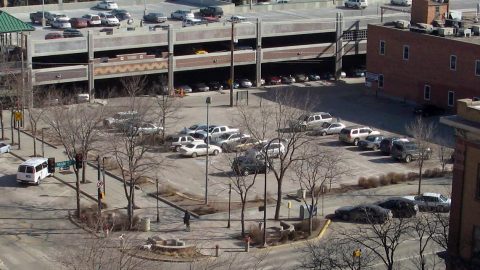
[366,0,480,110]
[441,99,480,269]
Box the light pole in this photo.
[41,0,46,27]
[97,156,102,216]
[229,21,235,107]
[227,182,232,228]
[263,138,280,247]
[205,97,211,205]
[156,178,160,223]
[41,127,48,157]
[102,157,107,196]
[143,0,147,17]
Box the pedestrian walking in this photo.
[183,210,191,232]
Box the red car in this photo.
[267,76,281,85]
[45,32,63,40]
[69,18,88,28]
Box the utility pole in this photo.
[156,178,160,223]
[205,97,211,205]
[227,182,232,228]
[97,156,102,217]
[229,22,235,107]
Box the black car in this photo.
[335,204,393,223]
[199,6,224,17]
[232,156,269,176]
[379,137,409,155]
[208,81,223,91]
[413,104,446,117]
[375,197,419,218]
[391,141,432,163]
[63,28,83,38]
[347,67,366,77]
[281,76,294,84]
[143,13,167,23]
[307,74,321,81]
[116,12,132,21]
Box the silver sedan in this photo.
[308,122,345,136]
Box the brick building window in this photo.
[424,85,431,100]
[378,74,384,88]
[476,60,480,76]
[448,91,455,107]
[379,40,385,55]
[450,55,457,71]
[403,45,409,60]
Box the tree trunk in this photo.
[0,108,4,140]
[274,181,282,220]
[32,128,37,156]
[81,151,88,183]
[240,198,246,237]
[417,162,423,195]
[75,170,81,218]
[309,191,314,236]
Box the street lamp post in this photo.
[205,97,211,205]
[143,0,147,17]
[102,157,107,196]
[156,178,160,223]
[263,138,280,247]
[229,22,235,107]
[227,182,232,228]
[41,127,47,157]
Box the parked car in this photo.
[246,141,285,159]
[308,122,346,136]
[239,79,252,88]
[176,85,193,93]
[232,156,269,176]
[166,135,203,152]
[199,6,224,17]
[113,10,132,22]
[375,197,419,218]
[0,142,11,154]
[194,49,208,54]
[413,104,446,117]
[307,74,321,81]
[267,76,281,85]
[212,132,250,150]
[103,111,138,128]
[347,67,366,77]
[335,204,392,223]
[179,142,222,157]
[358,135,385,150]
[181,124,208,135]
[208,81,223,91]
[63,28,83,38]
[82,14,102,26]
[339,126,380,146]
[223,137,265,152]
[228,15,247,23]
[196,126,240,141]
[75,93,90,103]
[344,0,368,9]
[295,74,308,82]
[194,83,210,92]
[379,137,409,155]
[320,72,334,80]
[403,193,451,212]
[51,18,72,29]
[289,112,333,131]
[281,76,294,84]
[223,80,239,89]
[69,18,88,28]
[170,10,195,20]
[97,0,118,10]
[128,122,163,136]
[99,12,120,26]
[30,11,57,24]
[390,0,411,6]
[45,32,63,40]
[183,18,204,27]
[391,141,432,163]
[143,13,167,23]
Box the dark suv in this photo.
[375,197,418,218]
[391,141,432,163]
[232,156,269,176]
[199,6,224,17]
[379,137,409,155]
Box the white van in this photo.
[17,158,51,185]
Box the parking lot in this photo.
[96,78,454,202]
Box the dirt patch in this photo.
[126,247,208,262]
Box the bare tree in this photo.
[108,95,162,229]
[337,217,412,270]
[237,89,315,220]
[25,88,53,157]
[437,144,454,173]
[300,237,376,270]
[409,214,437,270]
[120,76,146,100]
[406,117,435,195]
[294,147,348,235]
[45,101,105,218]
[155,93,182,142]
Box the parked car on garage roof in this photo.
[69,18,88,28]
[45,32,63,40]
[51,18,71,29]
[143,13,167,23]
[170,10,195,20]
[63,28,84,38]
[82,14,102,26]
[99,12,120,26]
[97,0,118,10]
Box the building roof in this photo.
[0,11,34,33]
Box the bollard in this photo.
[215,244,220,257]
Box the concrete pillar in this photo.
[335,12,343,80]
[255,18,262,88]
[87,30,94,102]
[168,25,174,95]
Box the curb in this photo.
[8,152,98,204]
[256,219,332,251]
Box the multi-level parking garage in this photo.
[6,0,471,95]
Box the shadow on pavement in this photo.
[368,157,398,164]
[0,175,22,188]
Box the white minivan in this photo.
[17,158,51,185]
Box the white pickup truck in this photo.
[195,125,240,141]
